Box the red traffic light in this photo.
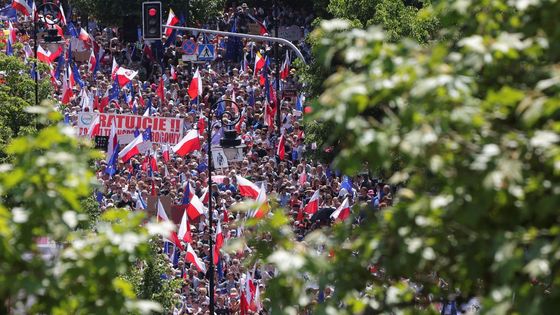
[148,8,157,16]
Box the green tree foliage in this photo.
[127,238,183,313]
[70,0,225,27]
[0,54,52,161]
[0,106,164,314]
[252,0,560,314]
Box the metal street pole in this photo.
[273,1,281,138]
[206,107,214,315]
[163,24,307,64]
[205,98,241,314]
[34,15,38,106]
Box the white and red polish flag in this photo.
[276,133,285,160]
[161,143,170,162]
[213,220,224,264]
[118,133,144,162]
[86,114,101,138]
[87,50,97,74]
[235,175,260,199]
[177,209,192,243]
[115,67,138,87]
[165,8,179,37]
[187,68,202,100]
[172,129,201,156]
[304,190,321,215]
[157,199,184,250]
[251,183,269,219]
[330,197,351,222]
[186,193,206,221]
[185,243,206,273]
[111,57,119,80]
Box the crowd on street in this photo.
[1,1,398,314]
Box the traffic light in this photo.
[142,2,162,40]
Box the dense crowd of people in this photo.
[1,1,398,314]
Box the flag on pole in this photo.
[280,50,290,79]
[330,197,351,222]
[187,68,202,100]
[235,175,260,199]
[277,133,285,160]
[177,209,192,243]
[164,8,179,37]
[186,194,206,221]
[185,243,206,273]
[157,199,184,250]
[213,220,224,264]
[304,190,321,214]
[118,134,144,162]
[172,129,201,156]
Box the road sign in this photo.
[182,54,197,62]
[182,39,197,55]
[197,44,215,61]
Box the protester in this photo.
[2,1,394,313]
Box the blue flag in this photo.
[105,145,120,176]
[142,127,152,141]
[71,62,85,88]
[96,191,104,204]
[296,94,304,112]
[341,176,352,193]
[5,38,13,56]
[66,22,79,38]
[216,100,225,117]
[109,80,120,101]
[54,54,65,80]
[0,4,17,22]
[63,113,71,124]
[181,183,190,205]
[133,128,140,137]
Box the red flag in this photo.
[197,113,206,135]
[276,133,285,160]
[213,220,224,264]
[157,77,165,102]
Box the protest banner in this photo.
[77,112,184,144]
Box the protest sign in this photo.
[77,112,184,144]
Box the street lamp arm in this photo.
[163,25,307,65]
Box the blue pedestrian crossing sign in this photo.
[197,44,216,61]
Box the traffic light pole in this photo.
[163,24,307,65]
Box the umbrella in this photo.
[310,207,335,222]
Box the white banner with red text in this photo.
[77,112,184,145]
